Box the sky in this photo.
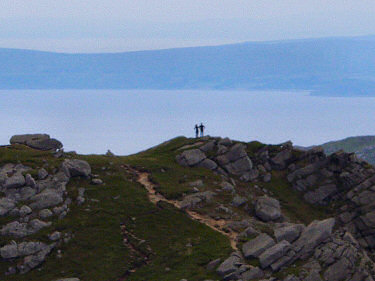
[1,0,375,53]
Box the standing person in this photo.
[194,124,199,138]
[199,123,205,137]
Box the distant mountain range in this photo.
[1,35,375,95]
[316,136,375,164]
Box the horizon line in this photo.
[0,34,374,55]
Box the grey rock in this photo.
[28,219,52,234]
[275,224,304,243]
[0,241,18,259]
[1,221,28,237]
[271,149,292,169]
[10,134,62,151]
[18,241,47,256]
[177,149,206,166]
[255,196,281,222]
[303,271,322,281]
[39,209,53,219]
[0,198,16,216]
[242,233,275,259]
[217,252,241,276]
[25,174,36,188]
[240,169,259,182]
[200,141,216,152]
[206,258,221,271]
[225,157,253,175]
[188,180,204,188]
[259,240,291,269]
[218,137,232,146]
[179,191,216,209]
[323,258,351,281]
[38,168,48,180]
[62,159,91,178]
[217,145,229,154]
[294,218,335,259]
[5,186,36,201]
[304,184,337,205]
[19,205,32,217]
[18,243,55,273]
[232,195,248,207]
[221,181,235,192]
[49,231,61,241]
[241,267,264,280]
[4,173,25,189]
[198,158,218,170]
[30,189,64,209]
[91,178,103,185]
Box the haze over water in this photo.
[1,90,374,155]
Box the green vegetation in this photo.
[262,171,330,224]
[320,135,375,164]
[0,142,231,281]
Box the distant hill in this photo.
[320,135,375,164]
[2,36,375,95]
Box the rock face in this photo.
[242,233,275,259]
[175,138,258,180]
[10,134,63,151]
[255,196,281,222]
[259,240,291,269]
[0,154,92,276]
[176,149,206,166]
[293,218,335,259]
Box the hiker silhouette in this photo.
[194,124,199,138]
[199,123,205,137]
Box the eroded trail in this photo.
[133,168,238,249]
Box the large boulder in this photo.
[179,191,216,210]
[176,149,206,166]
[0,198,16,216]
[216,252,242,276]
[62,159,91,178]
[30,189,64,209]
[242,233,275,259]
[3,173,25,189]
[274,224,304,243]
[255,196,281,222]
[10,134,62,151]
[259,240,291,269]
[293,218,335,259]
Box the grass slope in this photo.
[0,141,231,281]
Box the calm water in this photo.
[1,90,375,155]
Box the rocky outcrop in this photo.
[10,134,63,151]
[0,156,92,276]
[176,138,258,180]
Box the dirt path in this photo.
[134,169,238,249]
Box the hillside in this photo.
[1,134,375,280]
[2,36,375,95]
[320,135,375,164]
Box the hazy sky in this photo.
[1,0,375,53]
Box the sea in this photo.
[1,90,374,155]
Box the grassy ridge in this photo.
[0,141,231,281]
[321,135,375,164]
